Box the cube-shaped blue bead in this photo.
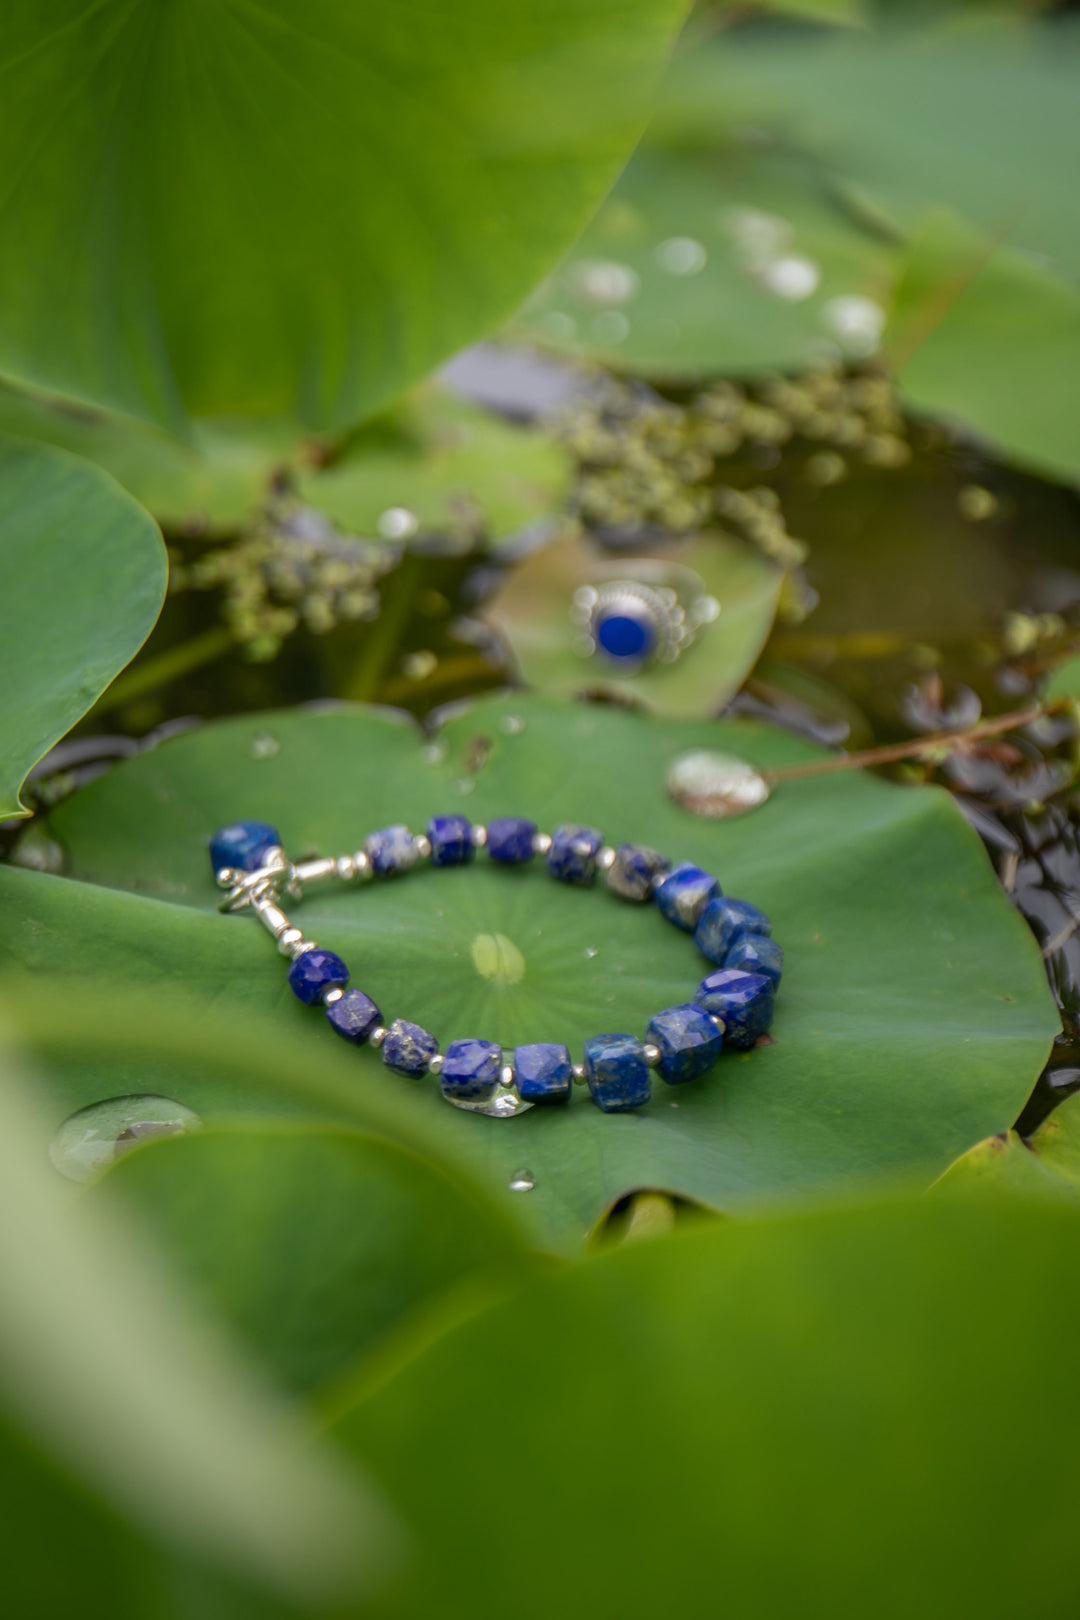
[488,817,537,864]
[382,1018,438,1077]
[325,987,381,1044]
[209,819,280,875]
[441,1037,501,1102]
[646,1002,723,1084]
[514,1042,572,1105]
[548,824,604,885]
[428,814,473,867]
[654,863,720,930]
[606,843,670,902]
[365,824,418,875]
[725,933,783,987]
[583,1032,651,1112]
[695,896,772,965]
[694,968,774,1050]
[287,948,349,1005]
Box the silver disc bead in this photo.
[643,1043,661,1068]
[571,1062,586,1085]
[369,1026,388,1048]
[472,824,488,848]
[427,1053,444,1076]
[277,926,305,956]
[597,846,617,871]
[533,832,553,856]
[414,834,432,860]
[499,1063,515,1088]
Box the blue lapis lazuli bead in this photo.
[654,862,720,930]
[726,933,783,988]
[325,987,381,1044]
[595,611,654,663]
[646,1002,723,1085]
[428,814,473,867]
[694,968,774,1050]
[487,817,537,864]
[365,824,418,876]
[441,1037,501,1103]
[288,949,349,1006]
[209,819,280,875]
[514,1042,572,1105]
[606,843,670,902]
[548,824,604,886]
[583,1032,651,1112]
[695,896,773,965]
[382,1018,438,1077]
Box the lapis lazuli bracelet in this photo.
[210,816,781,1119]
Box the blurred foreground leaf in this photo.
[333,1195,1080,1619]
[0,435,165,818]
[0,0,686,433]
[1,694,1054,1245]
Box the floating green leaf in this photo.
[1,693,1052,1247]
[935,1091,1080,1202]
[332,1195,1080,1619]
[95,1121,535,1394]
[0,434,166,818]
[0,0,686,433]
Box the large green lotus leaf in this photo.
[486,530,782,716]
[887,213,1080,482]
[0,433,166,819]
[93,1121,535,1396]
[0,1017,392,1610]
[332,1195,1080,1620]
[0,0,686,434]
[5,693,1051,1247]
[935,1091,1080,1202]
[510,144,898,376]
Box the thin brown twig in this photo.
[764,702,1047,783]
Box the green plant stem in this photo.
[95,625,235,714]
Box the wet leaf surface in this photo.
[0,694,1055,1246]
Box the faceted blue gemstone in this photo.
[382,1018,438,1077]
[428,814,473,867]
[487,816,537,864]
[606,843,670,902]
[514,1042,572,1105]
[694,967,774,1050]
[209,819,280,875]
[646,1002,723,1085]
[325,987,381,1044]
[548,823,604,885]
[583,1032,651,1112]
[695,896,772,965]
[287,948,349,1006]
[595,611,654,663]
[726,932,783,988]
[441,1037,501,1103]
[654,862,721,930]
[365,824,418,876]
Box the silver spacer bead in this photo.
[571,1062,586,1085]
[353,850,373,882]
[533,831,553,856]
[284,936,318,961]
[414,833,432,860]
[427,1053,444,1076]
[709,1014,726,1034]
[335,853,357,881]
[215,867,239,889]
[277,926,305,956]
[499,1063,515,1088]
[597,846,617,871]
[471,824,488,848]
[643,1042,662,1068]
[323,986,345,1006]
[369,1025,387,1048]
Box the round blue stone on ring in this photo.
[287,949,349,1006]
[428,814,473,867]
[209,819,280,875]
[594,608,656,664]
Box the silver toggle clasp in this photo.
[216,846,292,913]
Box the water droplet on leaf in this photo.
[509,1168,536,1192]
[249,731,280,759]
[666,749,771,819]
[50,1095,201,1183]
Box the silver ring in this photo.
[570,561,720,672]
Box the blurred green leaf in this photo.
[0,434,166,819]
[487,531,782,716]
[935,1091,1080,1201]
[0,0,686,434]
[0,694,1054,1246]
[887,212,1080,481]
[95,1121,536,1395]
[333,1194,1080,1620]
[0,1016,394,1608]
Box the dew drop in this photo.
[457,777,476,796]
[583,946,599,959]
[249,731,280,759]
[421,740,448,765]
[666,749,771,819]
[50,1095,202,1183]
[823,294,885,355]
[760,255,820,302]
[509,1168,536,1193]
[499,714,526,735]
[377,506,419,541]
